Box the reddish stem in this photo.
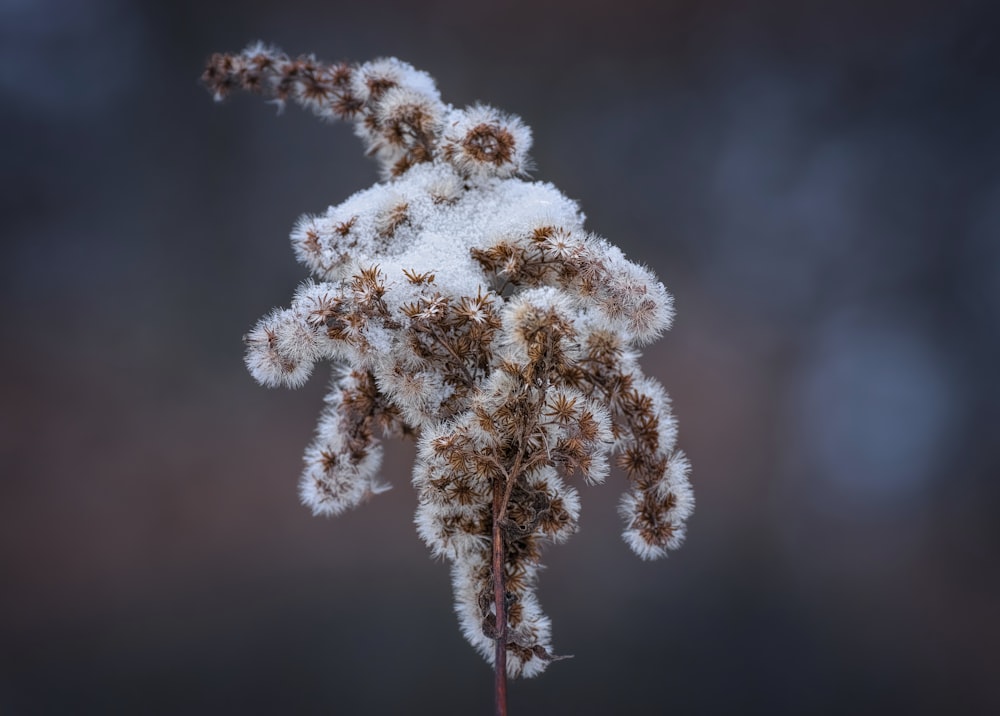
[492,477,508,716]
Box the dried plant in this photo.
[203,44,694,713]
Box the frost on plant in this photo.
[204,45,693,679]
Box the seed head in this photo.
[205,44,694,678]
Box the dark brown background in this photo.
[2,0,998,713]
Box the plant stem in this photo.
[492,375,549,715]
[492,475,508,716]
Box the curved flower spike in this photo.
[205,44,693,680]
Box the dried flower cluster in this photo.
[204,45,693,679]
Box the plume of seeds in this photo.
[204,44,693,679]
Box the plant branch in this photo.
[492,476,508,716]
[492,373,549,715]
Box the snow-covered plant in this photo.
[203,45,693,711]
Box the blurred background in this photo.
[2,0,998,713]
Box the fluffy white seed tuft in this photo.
[440,104,533,181]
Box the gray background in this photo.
[2,0,998,713]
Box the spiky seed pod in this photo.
[439,104,533,180]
